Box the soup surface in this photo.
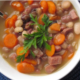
[0,0,80,74]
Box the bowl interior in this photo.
[0,0,80,80]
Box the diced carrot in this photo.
[38,13,45,25]
[17,62,35,73]
[53,33,65,45]
[50,23,60,31]
[62,50,68,59]
[28,0,34,5]
[5,18,11,28]
[11,2,24,12]
[3,34,18,48]
[49,16,61,21]
[9,18,15,28]
[68,53,74,60]
[47,1,56,14]
[46,45,55,56]
[23,59,37,65]
[11,15,17,21]
[40,0,48,13]
[16,46,30,57]
[5,29,10,34]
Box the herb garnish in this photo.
[16,14,52,62]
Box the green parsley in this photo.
[16,14,52,62]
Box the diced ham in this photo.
[45,64,56,74]
[9,52,17,61]
[42,56,48,61]
[36,58,41,65]
[61,15,72,23]
[32,48,43,58]
[2,47,10,53]
[48,56,62,65]
[35,69,41,74]
[69,9,79,20]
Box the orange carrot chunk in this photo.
[47,1,56,14]
[46,45,55,56]
[23,59,37,65]
[40,0,48,13]
[17,62,35,73]
[68,53,74,60]
[28,0,34,5]
[38,13,45,25]
[11,2,24,12]
[50,23,60,31]
[16,46,30,57]
[53,33,65,45]
[5,29,10,34]
[11,15,17,21]
[4,34,18,48]
[5,18,11,28]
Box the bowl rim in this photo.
[0,0,80,80]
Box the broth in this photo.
[0,1,80,75]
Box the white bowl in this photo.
[0,0,80,80]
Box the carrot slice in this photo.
[4,34,18,48]
[46,45,55,56]
[40,0,48,13]
[17,62,35,73]
[49,16,61,21]
[47,1,56,14]
[23,59,37,65]
[68,53,74,60]
[38,13,45,25]
[16,46,30,57]
[5,18,11,28]
[62,50,68,59]
[12,15,17,21]
[50,23,60,31]
[53,33,65,45]
[28,0,34,5]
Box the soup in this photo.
[0,0,80,74]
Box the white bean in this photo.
[15,19,23,27]
[48,27,57,33]
[31,30,37,34]
[74,22,80,34]
[36,8,42,16]
[66,22,74,28]
[14,27,23,33]
[22,31,28,38]
[61,1,71,10]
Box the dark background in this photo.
[0,0,80,80]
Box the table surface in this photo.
[0,0,80,80]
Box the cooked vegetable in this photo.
[68,53,74,60]
[46,45,55,56]
[49,16,61,21]
[11,2,24,12]
[4,34,18,48]
[50,23,60,31]
[47,1,56,14]
[38,13,45,25]
[9,18,15,28]
[28,0,34,5]
[17,62,35,73]
[23,59,37,65]
[16,14,52,62]
[5,18,11,28]
[11,15,17,21]
[16,46,30,57]
[40,0,48,13]
[53,34,65,45]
